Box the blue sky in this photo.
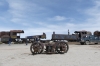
[0,0,100,39]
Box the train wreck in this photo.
[80,30,100,45]
[0,29,100,54]
[0,30,24,43]
[29,32,69,54]
[29,30,92,55]
[52,31,92,42]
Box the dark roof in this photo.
[0,31,10,34]
[10,30,24,33]
[74,30,90,33]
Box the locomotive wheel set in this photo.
[30,41,69,54]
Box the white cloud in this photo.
[7,0,45,18]
[0,27,11,31]
[54,16,67,21]
[6,0,28,25]
[6,0,46,26]
[21,23,32,27]
[85,0,100,18]
[11,18,22,23]
[81,0,100,33]
[48,16,67,21]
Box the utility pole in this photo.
[68,29,70,35]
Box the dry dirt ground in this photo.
[0,42,100,66]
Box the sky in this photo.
[0,0,100,39]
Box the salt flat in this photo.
[0,43,100,66]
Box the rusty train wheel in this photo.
[56,42,69,54]
[30,42,44,54]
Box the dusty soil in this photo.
[0,43,100,66]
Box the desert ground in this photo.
[0,42,100,66]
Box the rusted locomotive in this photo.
[52,31,92,42]
[94,31,100,36]
[28,32,69,54]
[0,30,24,43]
